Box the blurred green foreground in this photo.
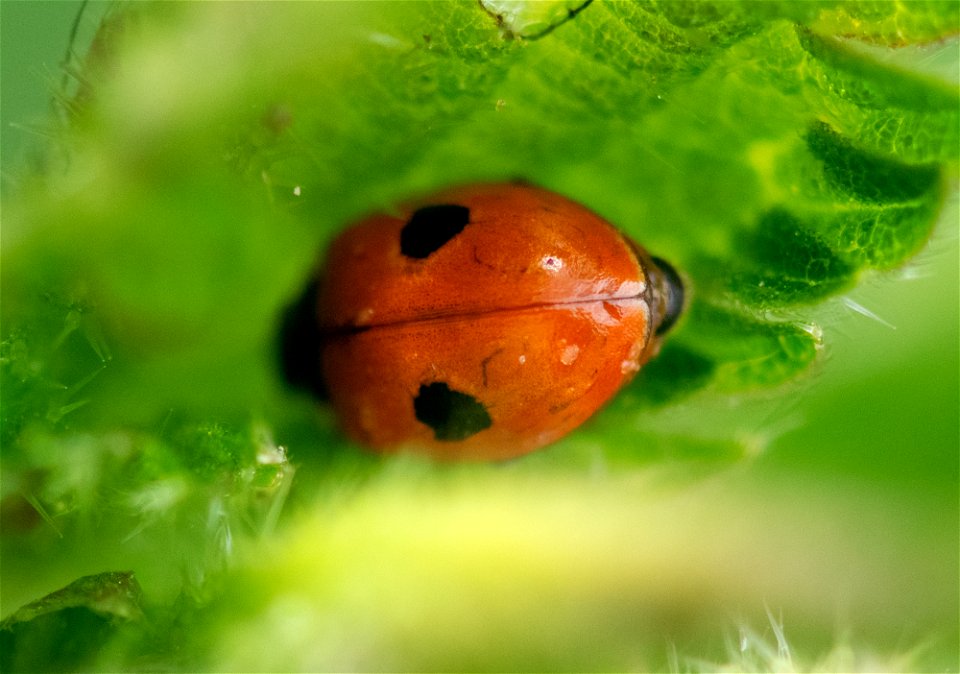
[1,2,957,671]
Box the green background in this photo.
[1,2,957,670]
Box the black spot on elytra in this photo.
[400,204,470,258]
[651,256,684,335]
[414,382,491,441]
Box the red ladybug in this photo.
[281,183,683,460]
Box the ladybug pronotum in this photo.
[281,182,683,460]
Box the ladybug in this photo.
[281,183,683,460]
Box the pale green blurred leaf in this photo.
[1,1,957,670]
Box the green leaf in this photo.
[3,2,954,419]
[1,572,143,672]
[1,2,957,670]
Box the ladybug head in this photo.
[650,256,685,335]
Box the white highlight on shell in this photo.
[354,307,375,325]
[560,344,580,365]
[539,255,563,272]
[616,279,646,296]
[620,340,644,374]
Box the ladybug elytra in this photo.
[281,183,683,460]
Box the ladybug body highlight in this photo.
[283,183,683,460]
